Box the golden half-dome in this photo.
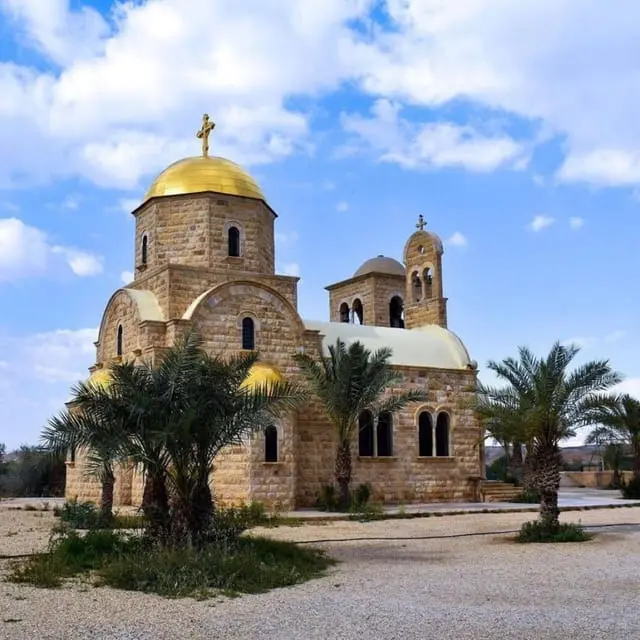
[88,369,112,390]
[144,156,265,203]
[240,363,283,392]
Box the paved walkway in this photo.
[2,488,638,521]
[284,487,640,520]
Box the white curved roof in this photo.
[304,320,472,370]
[123,289,164,322]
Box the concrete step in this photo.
[482,481,522,502]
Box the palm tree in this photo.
[44,407,120,521]
[157,332,306,545]
[293,339,429,507]
[584,393,640,480]
[477,342,621,530]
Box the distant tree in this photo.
[0,446,65,498]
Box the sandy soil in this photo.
[2,502,639,639]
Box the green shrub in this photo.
[352,483,372,509]
[515,520,593,543]
[510,489,541,503]
[316,484,340,511]
[55,499,101,529]
[620,474,640,499]
[9,528,333,597]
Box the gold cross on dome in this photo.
[196,113,216,157]
[416,214,427,231]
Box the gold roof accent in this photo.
[196,113,215,157]
[240,363,283,391]
[88,368,112,390]
[143,155,265,203]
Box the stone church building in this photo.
[65,116,483,510]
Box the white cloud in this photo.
[448,231,468,247]
[569,216,584,229]
[120,270,134,285]
[118,198,141,214]
[322,180,336,191]
[274,230,299,250]
[0,217,103,280]
[280,262,300,277]
[336,200,349,212]
[0,0,369,189]
[354,1,640,188]
[532,174,545,187]
[604,330,628,344]
[562,336,597,349]
[528,215,555,232]
[613,378,640,399]
[341,100,529,172]
[52,246,103,276]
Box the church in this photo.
[64,115,484,510]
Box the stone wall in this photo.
[96,290,142,364]
[403,230,447,328]
[294,365,481,506]
[133,194,275,277]
[327,273,405,327]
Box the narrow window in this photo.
[424,267,433,299]
[265,425,278,462]
[228,226,241,257]
[358,411,374,457]
[241,317,255,350]
[418,412,433,457]
[116,325,123,357]
[377,412,393,457]
[412,272,422,303]
[339,302,350,323]
[141,235,148,265]
[435,412,450,456]
[352,298,364,325]
[389,296,404,328]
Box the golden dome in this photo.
[240,363,283,392]
[144,156,265,203]
[88,369,112,390]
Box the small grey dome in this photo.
[354,255,405,278]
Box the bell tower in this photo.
[403,215,448,329]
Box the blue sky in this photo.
[1,0,640,449]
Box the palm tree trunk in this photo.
[100,468,115,522]
[335,442,352,509]
[532,442,562,530]
[142,471,169,542]
[509,443,524,485]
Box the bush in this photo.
[510,489,541,504]
[620,474,640,499]
[352,483,372,509]
[53,499,145,531]
[515,520,593,543]
[9,528,333,597]
[316,484,340,511]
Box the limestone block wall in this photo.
[133,194,276,277]
[96,290,142,363]
[403,230,447,328]
[65,452,102,504]
[248,416,297,510]
[129,268,170,317]
[294,366,481,506]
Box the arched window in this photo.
[241,317,255,350]
[435,412,450,457]
[265,425,278,462]
[116,325,123,357]
[358,410,374,457]
[411,271,422,303]
[418,412,433,457]
[424,267,433,299]
[141,235,148,265]
[339,302,350,323]
[352,298,364,325]
[377,412,393,457]
[228,226,241,257]
[389,296,404,328]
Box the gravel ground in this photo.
[1,504,640,639]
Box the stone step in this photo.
[482,481,522,502]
